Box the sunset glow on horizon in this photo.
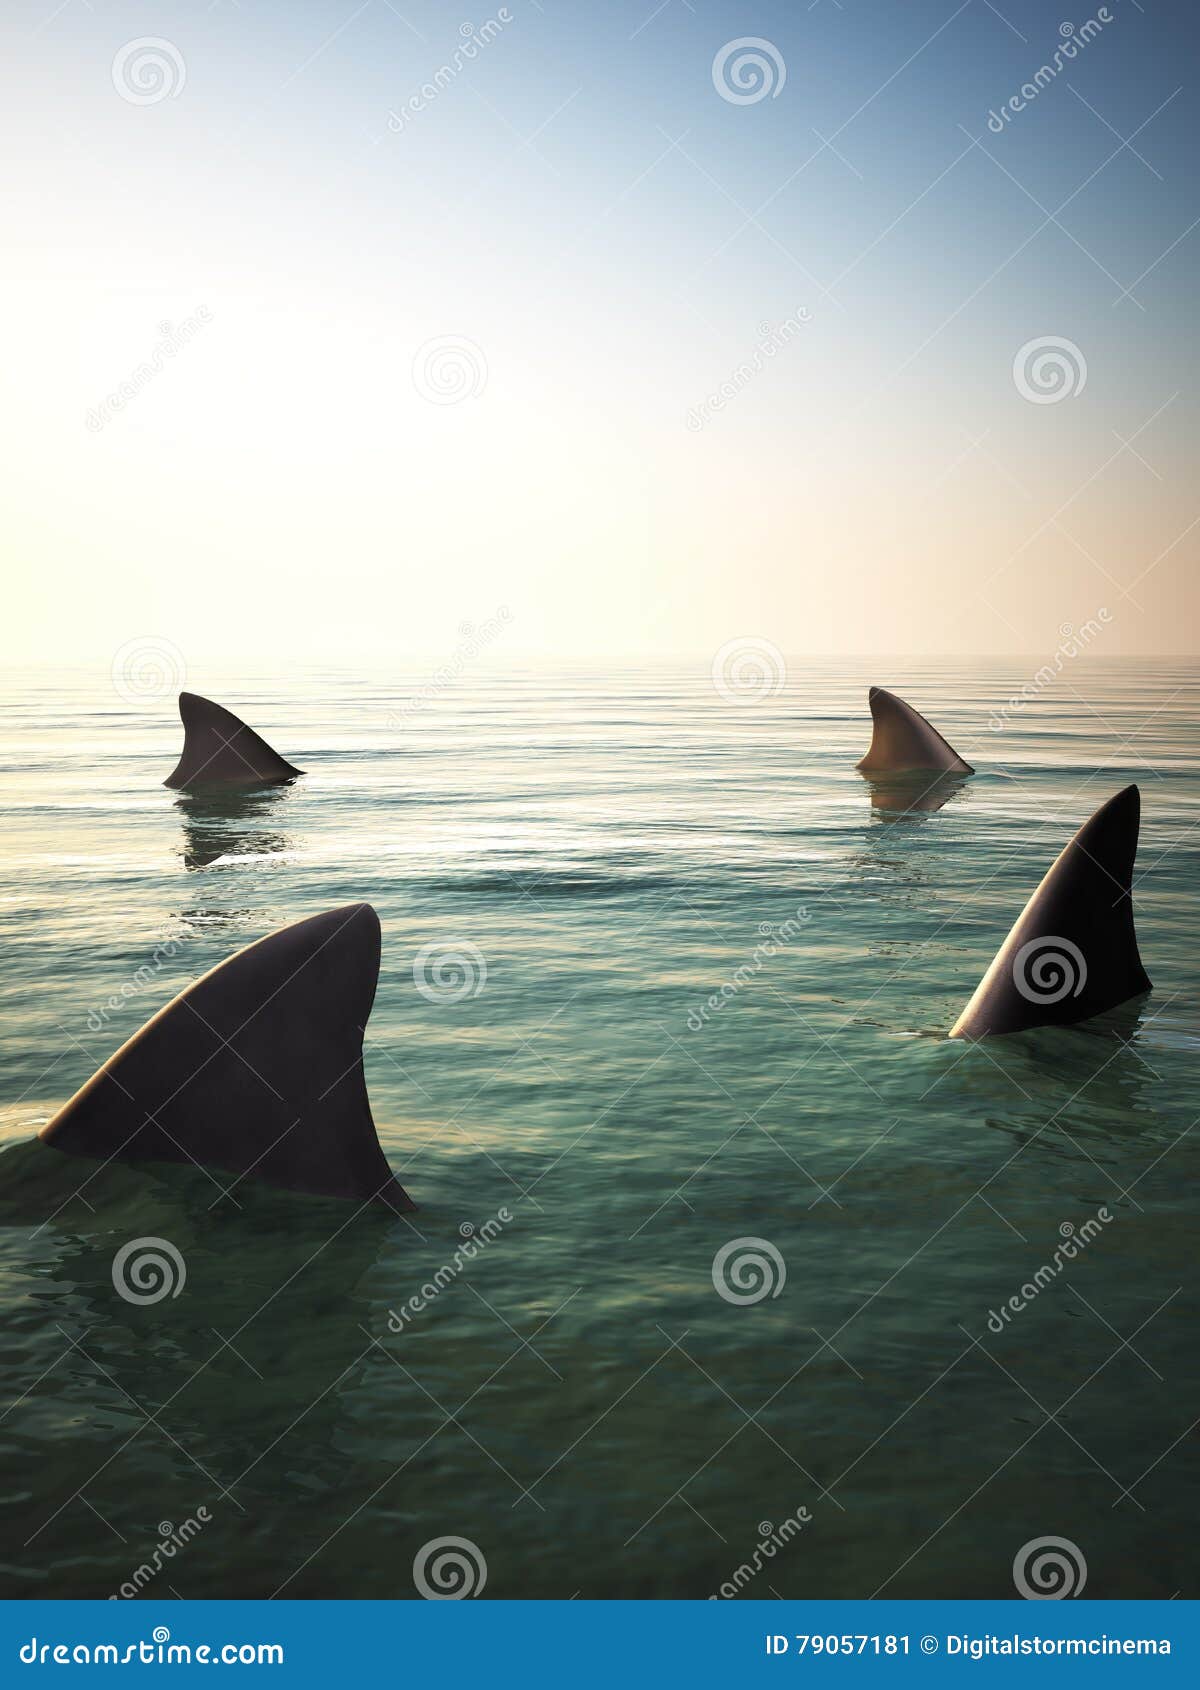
[3,0,1196,666]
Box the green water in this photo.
[0,660,1196,1599]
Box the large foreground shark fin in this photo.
[857,687,974,775]
[949,785,1151,1039]
[39,904,415,1212]
[164,691,302,789]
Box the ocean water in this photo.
[0,658,1196,1600]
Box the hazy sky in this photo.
[3,0,1197,663]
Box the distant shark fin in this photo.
[165,691,302,789]
[857,687,974,775]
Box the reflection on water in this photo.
[0,1143,401,1596]
[862,769,973,817]
[174,786,296,871]
[933,994,1160,1148]
[0,660,1197,1599]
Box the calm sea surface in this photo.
[0,659,1196,1599]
